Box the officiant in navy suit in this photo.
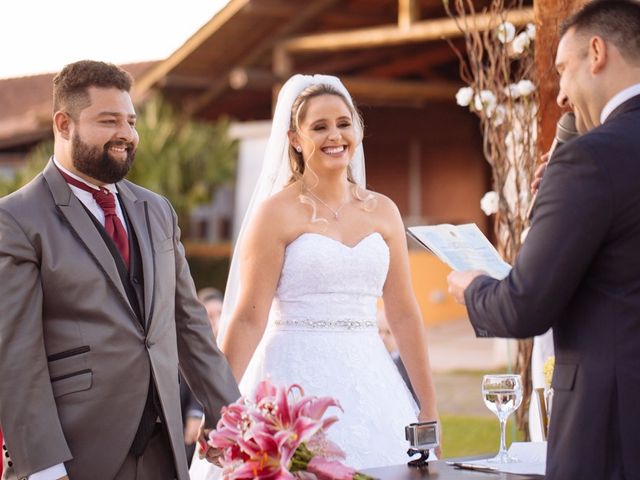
[448,1,640,479]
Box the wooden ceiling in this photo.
[135,0,533,122]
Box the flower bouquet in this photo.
[208,379,375,479]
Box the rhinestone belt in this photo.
[272,318,377,331]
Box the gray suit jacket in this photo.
[465,95,640,479]
[0,161,239,480]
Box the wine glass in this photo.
[482,374,523,463]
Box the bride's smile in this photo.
[293,94,356,172]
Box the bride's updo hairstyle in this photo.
[287,83,374,221]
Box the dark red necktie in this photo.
[58,169,130,269]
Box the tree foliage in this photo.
[0,94,238,239]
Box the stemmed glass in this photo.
[482,374,523,463]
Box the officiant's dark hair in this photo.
[53,60,133,120]
[560,0,640,63]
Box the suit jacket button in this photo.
[132,277,141,284]
[145,339,153,348]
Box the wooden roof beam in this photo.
[279,7,534,53]
[360,44,462,78]
[158,74,217,91]
[189,0,340,115]
[341,76,462,103]
[398,0,420,30]
[133,0,251,96]
[228,67,277,91]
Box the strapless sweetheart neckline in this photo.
[288,231,386,250]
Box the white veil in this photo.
[217,74,366,344]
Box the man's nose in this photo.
[116,121,136,142]
[557,90,569,108]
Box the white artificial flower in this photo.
[512,32,531,55]
[455,86,474,107]
[505,128,525,162]
[474,90,497,117]
[480,191,499,216]
[526,23,536,41]
[505,129,524,147]
[493,105,507,126]
[504,83,521,99]
[496,22,516,43]
[516,79,536,97]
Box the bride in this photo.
[191,74,439,477]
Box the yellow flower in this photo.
[543,356,555,389]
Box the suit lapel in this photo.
[43,160,138,322]
[117,181,155,327]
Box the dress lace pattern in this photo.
[190,232,418,478]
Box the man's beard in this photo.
[71,133,136,184]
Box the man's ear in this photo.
[589,35,608,75]
[53,111,73,140]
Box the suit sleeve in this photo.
[163,200,240,428]
[465,140,613,338]
[0,208,73,477]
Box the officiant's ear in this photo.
[588,35,608,74]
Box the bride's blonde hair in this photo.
[287,83,374,222]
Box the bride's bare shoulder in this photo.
[247,183,306,240]
[257,182,302,216]
[361,189,399,217]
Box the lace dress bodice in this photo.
[270,232,388,330]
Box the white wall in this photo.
[228,120,272,241]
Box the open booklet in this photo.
[407,223,511,280]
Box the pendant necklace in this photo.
[304,185,352,220]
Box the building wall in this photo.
[362,104,491,324]
[361,104,490,231]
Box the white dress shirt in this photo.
[52,156,128,234]
[600,82,640,124]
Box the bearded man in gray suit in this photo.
[0,60,239,480]
[448,1,640,479]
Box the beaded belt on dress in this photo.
[271,318,377,331]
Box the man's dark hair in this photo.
[52,60,133,119]
[560,0,640,64]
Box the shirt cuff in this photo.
[29,463,67,480]
[186,408,204,419]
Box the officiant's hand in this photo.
[530,152,550,194]
[447,270,485,304]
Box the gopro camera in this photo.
[405,421,439,467]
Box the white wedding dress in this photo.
[190,232,418,478]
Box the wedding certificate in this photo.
[407,223,511,279]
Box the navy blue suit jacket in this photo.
[465,94,640,480]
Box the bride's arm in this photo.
[379,197,439,423]
[221,201,287,382]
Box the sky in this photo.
[0,0,230,79]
